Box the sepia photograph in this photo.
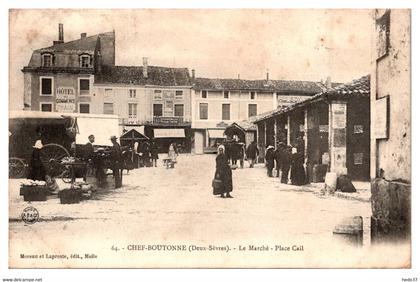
[6,8,411,270]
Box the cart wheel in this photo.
[61,166,72,183]
[9,157,27,178]
[40,143,70,177]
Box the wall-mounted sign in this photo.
[56,87,75,112]
[354,153,364,165]
[319,125,329,133]
[165,100,174,112]
[299,124,305,132]
[374,96,389,139]
[322,152,330,165]
[163,90,174,99]
[354,125,364,134]
[332,103,346,128]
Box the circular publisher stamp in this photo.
[21,206,39,224]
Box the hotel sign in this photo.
[56,87,76,112]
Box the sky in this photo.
[9,9,373,110]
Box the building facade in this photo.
[22,24,115,113]
[370,9,411,242]
[191,77,325,154]
[22,25,192,152]
[94,63,192,152]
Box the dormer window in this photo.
[79,54,91,68]
[41,53,54,67]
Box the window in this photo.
[79,103,90,113]
[222,104,230,120]
[175,90,183,99]
[40,103,53,112]
[376,10,391,59]
[79,78,90,95]
[129,89,136,98]
[174,104,184,117]
[248,104,257,117]
[250,91,256,100]
[104,89,113,100]
[40,77,53,95]
[199,103,208,120]
[223,91,229,99]
[153,104,163,117]
[103,103,114,114]
[128,103,137,118]
[41,53,54,67]
[201,90,207,99]
[80,55,91,68]
[154,90,162,100]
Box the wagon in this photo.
[9,111,119,179]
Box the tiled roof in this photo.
[227,117,258,132]
[254,75,370,123]
[193,77,325,93]
[37,32,114,53]
[95,65,191,86]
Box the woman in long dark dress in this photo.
[214,145,233,198]
[28,140,46,181]
[290,147,306,186]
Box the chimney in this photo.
[238,74,240,79]
[326,76,331,88]
[81,33,87,39]
[266,69,270,81]
[95,50,102,74]
[59,23,64,42]
[143,57,148,78]
[191,69,195,79]
[53,23,64,45]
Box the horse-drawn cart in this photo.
[9,111,120,180]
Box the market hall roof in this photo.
[192,77,334,93]
[95,65,191,87]
[253,75,370,123]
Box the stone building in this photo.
[94,60,193,153]
[191,76,325,154]
[370,9,411,242]
[22,24,115,113]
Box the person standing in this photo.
[246,141,259,168]
[110,135,123,188]
[274,142,286,177]
[281,145,292,184]
[238,143,245,169]
[139,141,150,167]
[214,145,233,198]
[168,143,178,163]
[150,140,159,167]
[82,134,95,181]
[265,145,275,177]
[291,147,306,186]
[28,140,46,181]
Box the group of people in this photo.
[212,137,307,199]
[134,140,159,168]
[265,141,306,186]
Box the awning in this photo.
[208,129,226,139]
[154,128,185,138]
[76,116,119,146]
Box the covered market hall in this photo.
[254,75,371,182]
